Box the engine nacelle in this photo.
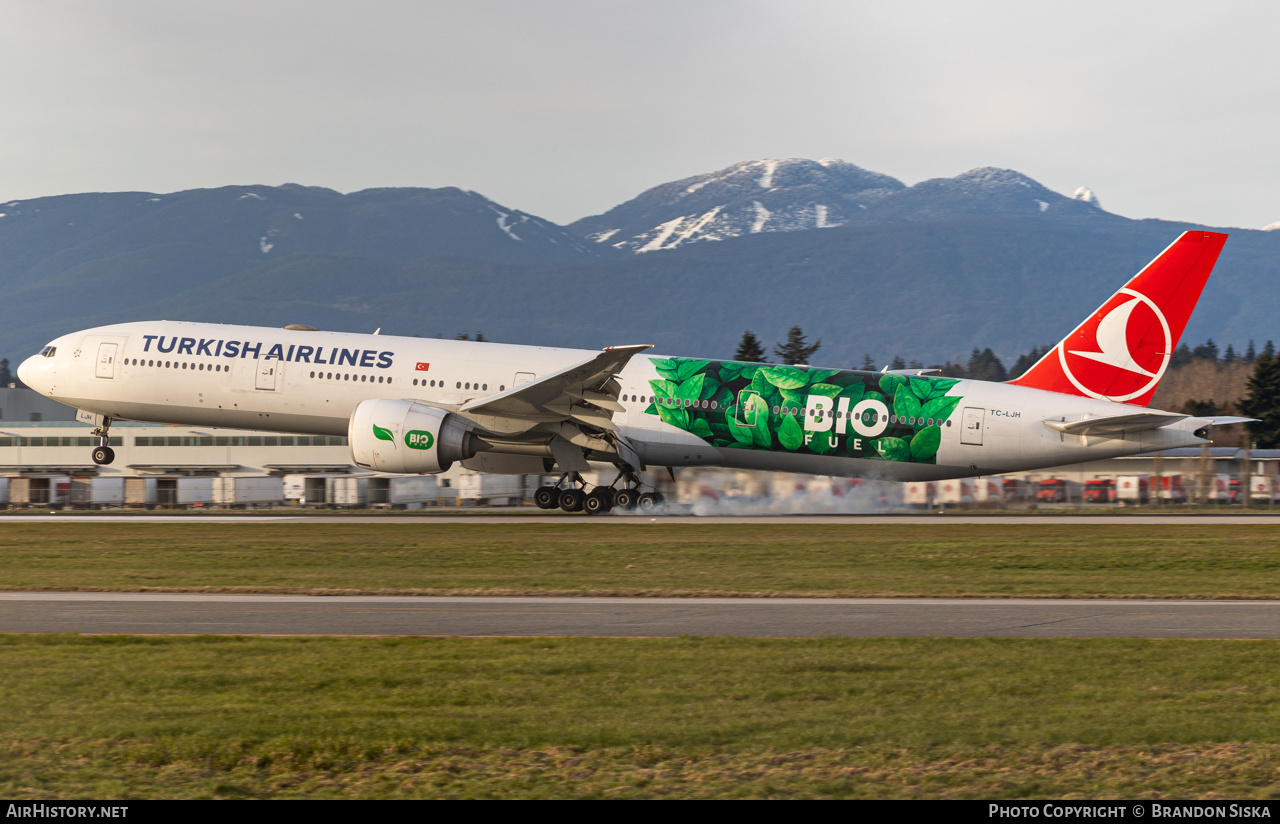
[349,399,487,474]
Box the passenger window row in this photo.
[412,379,504,391]
[127,358,227,371]
[310,371,392,384]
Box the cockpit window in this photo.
[40,346,56,358]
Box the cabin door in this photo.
[95,343,118,379]
[961,407,985,445]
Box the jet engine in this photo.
[348,399,488,474]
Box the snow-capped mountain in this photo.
[568,158,905,253]
[570,160,1109,253]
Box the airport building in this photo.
[0,389,548,508]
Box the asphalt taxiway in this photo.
[4,592,1280,638]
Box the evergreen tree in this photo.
[773,326,821,365]
[1170,343,1193,367]
[1192,338,1219,361]
[734,331,768,363]
[1240,352,1280,448]
[966,347,1008,382]
[1246,340,1257,363]
[1008,345,1049,380]
[474,332,486,342]
[890,355,906,370]
[0,359,10,386]
[1265,341,1276,359]
[1224,343,1237,363]
[861,354,875,371]
[908,359,923,370]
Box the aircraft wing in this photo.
[460,345,651,424]
[1043,411,1187,436]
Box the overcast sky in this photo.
[3,0,1277,228]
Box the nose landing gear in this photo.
[90,416,115,466]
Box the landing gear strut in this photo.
[90,416,115,466]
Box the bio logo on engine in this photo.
[405,430,435,450]
[372,424,395,444]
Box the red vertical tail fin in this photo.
[1009,230,1228,406]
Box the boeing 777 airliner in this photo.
[18,231,1247,514]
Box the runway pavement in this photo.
[4,592,1280,638]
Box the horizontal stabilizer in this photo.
[1043,410,1186,437]
[1203,416,1258,426]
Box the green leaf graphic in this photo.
[780,389,807,411]
[921,395,961,423]
[649,379,679,400]
[910,426,942,461]
[807,369,841,384]
[875,436,911,462]
[838,384,866,405]
[761,365,809,390]
[747,395,773,448]
[372,424,394,443]
[691,418,714,439]
[725,406,754,445]
[894,385,922,421]
[808,430,835,455]
[930,377,961,395]
[910,378,934,400]
[863,390,887,405]
[777,414,804,451]
[657,404,689,431]
[737,364,762,381]
[675,359,712,382]
[879,373,907,397]
[699,376,721,400]
[807,383,843,398]
[750,369,775,395]
[676,374,705,403]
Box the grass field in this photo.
[4,635,1280,799]
[1,522,1279,598]
[5,521,1280,798]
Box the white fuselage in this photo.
[18,320,1211,481]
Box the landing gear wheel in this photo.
[613,488,638,511]
[584,490,613,515]
[92,446,115,466]
[637,492,660,512]
[558,488,585,513]
[534,486,560,509]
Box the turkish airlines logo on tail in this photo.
[1058,288,1171,402]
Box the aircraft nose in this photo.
[16,355,37,389]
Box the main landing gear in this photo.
[90,416,115,466]
[533,471,665,516]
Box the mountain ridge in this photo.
[1,162,1274,373]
